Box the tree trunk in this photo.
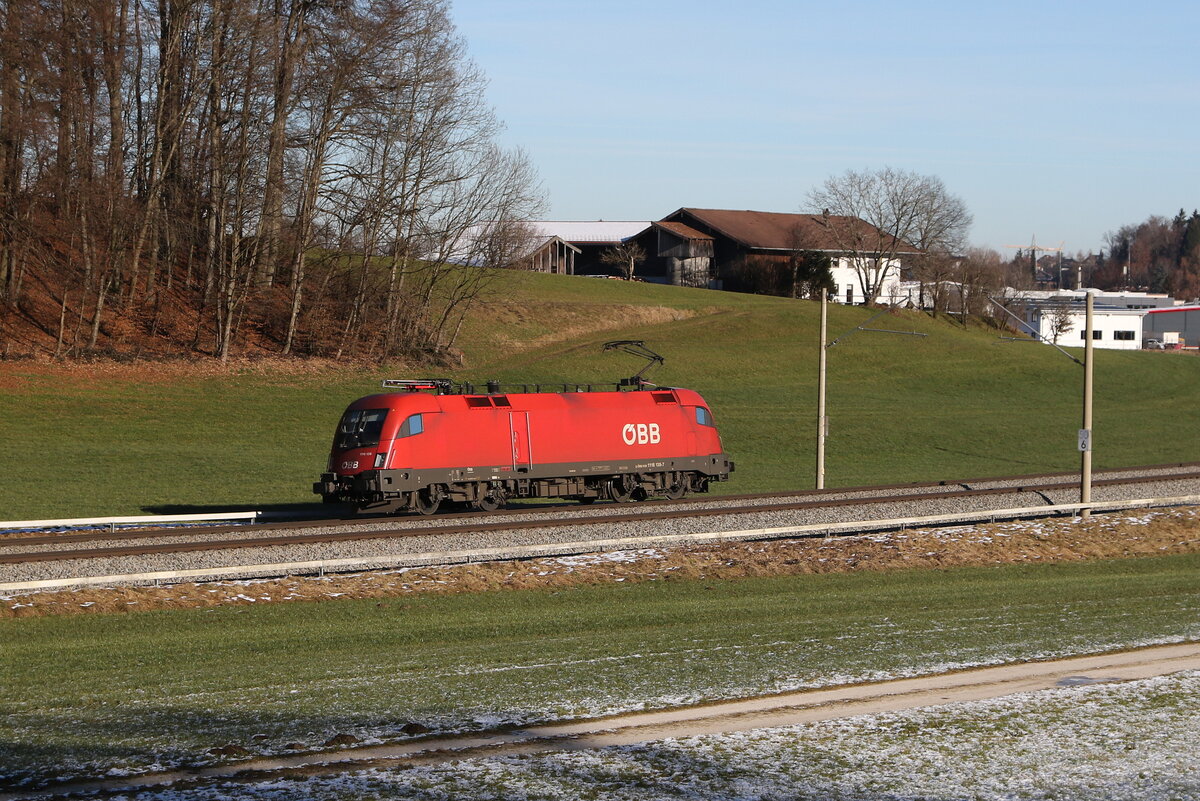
[255,0,310,288]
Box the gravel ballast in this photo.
[2,471,1199,588]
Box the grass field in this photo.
[0,271,1197,519]
[110,672,1198,801]
[3,273,1197,797]
[3,553,1199,788]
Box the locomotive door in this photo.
[508,412,532,472]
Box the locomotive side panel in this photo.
[533,390,716,466]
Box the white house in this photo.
[829,256,903,306]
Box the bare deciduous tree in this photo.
[1046,304,1074,344]
[0,0,545,362]
[807,167,971,305]
[956,247,1007,320]
[476,220,541,271]
[600,241,645,280]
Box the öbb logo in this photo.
[622,423,661,445]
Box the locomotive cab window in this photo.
[398,413,424,438]
[696,406,715,427]
[336,408,389,449]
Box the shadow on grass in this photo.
[20,729,1189,800]
[3,709,770,796]
[0,704,437,793]
[929,446,1053,468]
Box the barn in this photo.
[527,221,652,275]
[628,208,919,302]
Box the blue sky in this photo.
[449,0,1199,254]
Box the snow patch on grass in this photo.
[105,671,1200,800]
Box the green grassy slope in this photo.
[1,271,1197,518]
[3,554,1199,785]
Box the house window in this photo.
[846,285,854,304]
[1114,330,1135,340]
[1093,330,1103,339]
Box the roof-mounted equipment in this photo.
[382,379,455,393]
[382,341,668,394]
[603,340,664,388]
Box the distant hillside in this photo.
[0,266,709,364]
[2,269,1196,519]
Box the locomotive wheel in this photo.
[608,475,636,503]
[663,473,688,500]
[412,487,442,515]
[474,486,506,512]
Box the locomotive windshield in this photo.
[336,408,389,450]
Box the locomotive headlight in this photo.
[374,453,387,469]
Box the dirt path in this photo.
[15,643,1199,800]
[538,642,1200,748]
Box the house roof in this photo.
[666,208,921,254]
[529,221,650,244]
[1147,305,1200,314]
[652,221,713,241]
[529,235,582,255]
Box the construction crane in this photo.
[1004,236,1065,286]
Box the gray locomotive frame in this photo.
[315,452,734,514]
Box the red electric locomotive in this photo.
[313,349,733,514]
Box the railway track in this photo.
[8,461,1200,544]
[3,463,1199,590]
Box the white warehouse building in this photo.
[1007,289,1174,351]
[1028,305,1145,350]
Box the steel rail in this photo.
[4,462,1199,549]
[4,472,1199,566]
[5,461,1200,542]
